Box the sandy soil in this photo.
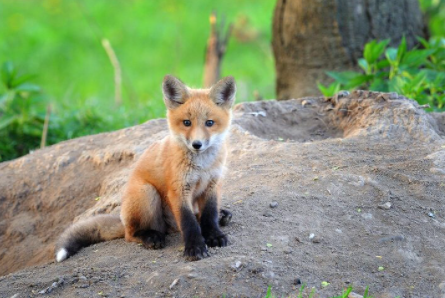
[1,91,445,298]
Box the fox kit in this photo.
[55,75,235,262]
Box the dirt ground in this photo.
[1,91,445,298]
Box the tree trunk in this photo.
[272,0,426,100]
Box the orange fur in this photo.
[121,82,233,241]
[55,75,236,262]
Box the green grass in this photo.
[0,0,275,128]
[258,285,375,298]
[221,285,379,298]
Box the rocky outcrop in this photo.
[1,92,444,297]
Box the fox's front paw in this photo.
[141,230,166,249]
[204,229,228,247]
[184,237,209,261]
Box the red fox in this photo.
[55,75,235,262]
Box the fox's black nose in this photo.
[192,141,202,150]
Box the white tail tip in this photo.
[56,248,68,262]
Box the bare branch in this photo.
[40,105,51,149]
[203,12,233,88]
[102,38,122,106]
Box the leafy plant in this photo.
[0,61,113,162]
[318,37,445,111]
[0,61,47,161]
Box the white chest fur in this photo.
[186,146,225,197]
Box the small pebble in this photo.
[302,100,312,107]
[169,278,179,290]
[234,261,242,269]
[309,233,315,239]
[311,236,321,243]
[270,201,278,208]
[428,212,435,218]
[378,202,392,210]
[187,273,198,279]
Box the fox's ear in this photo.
[162,75,189,109]
[209,76,236,108]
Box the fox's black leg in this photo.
[201,198,228,247]
[219,208,232,226]
[134,229,166,249]
[181,206,209,260]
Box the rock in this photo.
[348,292,364,298]
[39,288,52,294]
[378,202,392,210]
[308,233,320,243]
[169,278,179,290]
[269,201,278,208]
[38,277,65,294]
[311,236,321,243]
[293,278,302,285]
[302,99,313,107]
[1,92,445,297]
[283,247,292,254]
[439,281,445,292]
[187,273,198,279]
[231,261,243,270]
[219,209,232,226]
[9,294,19,298]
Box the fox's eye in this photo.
[183,120,192,127]
[205,120,214,127]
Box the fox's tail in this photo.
[55,214,125,262]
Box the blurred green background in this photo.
[0,0,275,124]
[1,0,445,161]
[0,0,275,160]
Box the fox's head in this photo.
[162,75,236,153]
